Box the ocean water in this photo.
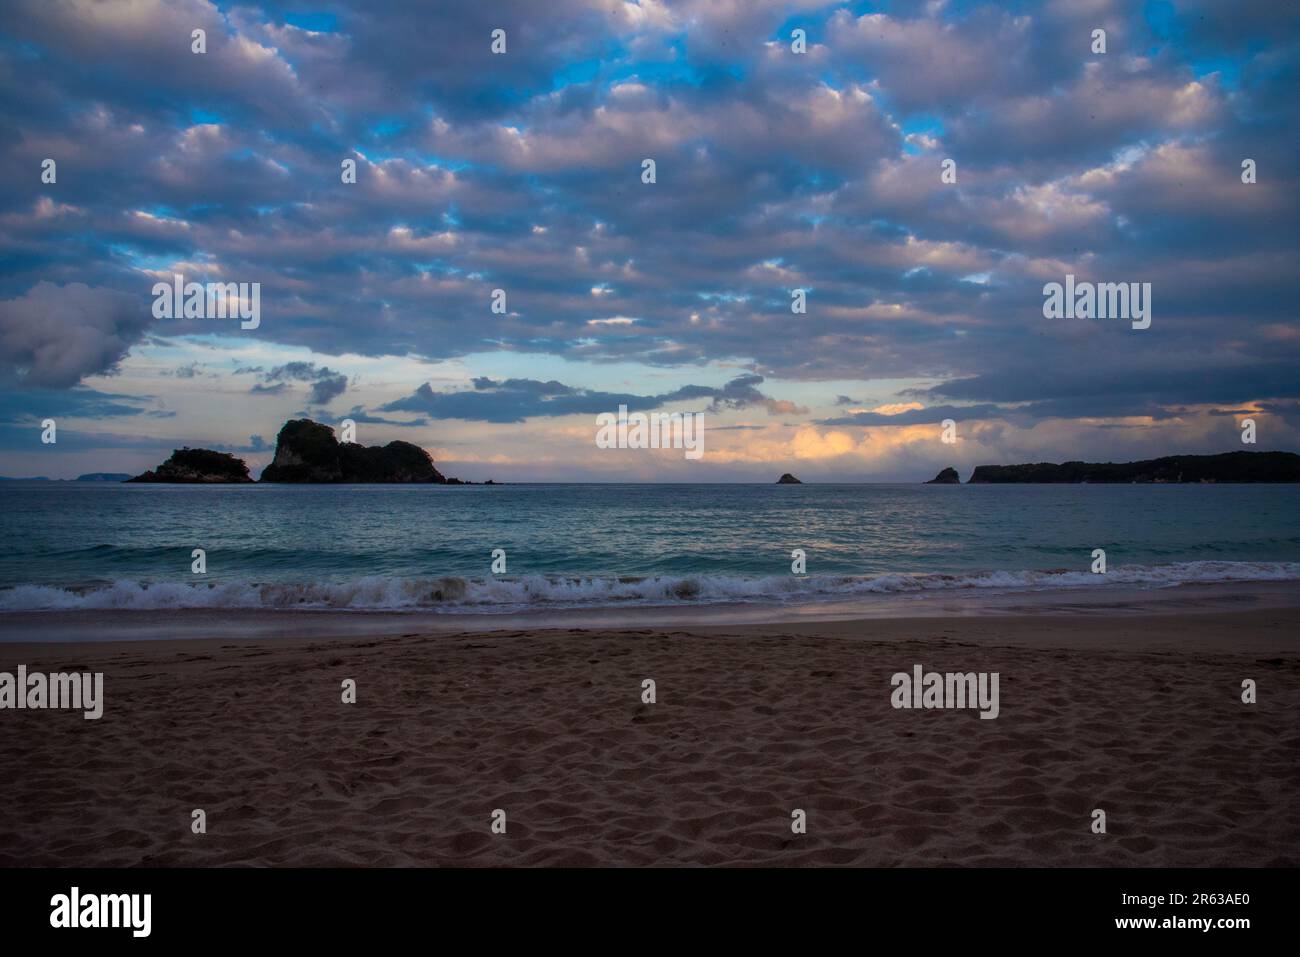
[1,482,1298,613]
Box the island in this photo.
[925,467,961,484]
[776,473,803,484]
[127,448,254,483]
[260,418,451,483]
[965,451,1300,484]
[125,418,476,484]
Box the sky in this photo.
[0,0,1297,481]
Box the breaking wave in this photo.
[1,561,1298,613]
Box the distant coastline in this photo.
[0,473,133,483]
[7,445,1300,486]
[926,451,1300,484]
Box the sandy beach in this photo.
[2,599,1297,867]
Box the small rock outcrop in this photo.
[925,467,961,484]
[776,473,803,484]
[259,419,448,483]
[127,448,253,483]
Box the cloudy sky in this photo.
[1,0,1297,481]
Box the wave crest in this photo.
[1,561,1297,612]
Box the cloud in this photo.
[338,405,427,427]
[923,360,1300,407]
[705,373,809,415]
[819,404,1004,427]
[0,384,156,421]
[0,0,1296,473]
[0,283,150,387]
[252,361,349,406]
[381,373,801,423]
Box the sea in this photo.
[1,482,1298,616]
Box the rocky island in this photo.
[127,448,254,483]
[776,473,803,484]
[260,419,449,483]
[125,418,477,484]
[925,467,961,484]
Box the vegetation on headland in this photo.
[926,452,1300,484]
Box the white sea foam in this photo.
[1,561,1297,613]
